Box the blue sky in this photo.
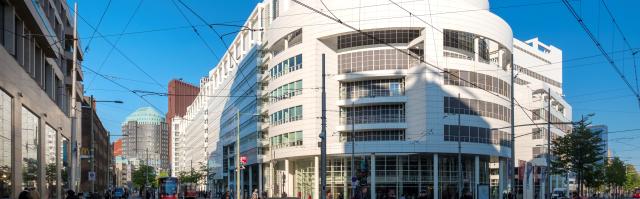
[71,0,640,167]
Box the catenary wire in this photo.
[69,4,165,89]
[83,0,113,53]
[86,0,145,90]
[561,0,640,108]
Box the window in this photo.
[22,106,39,190]
[443,69,511,98]
[337,29,421,49]
[443,29,474,54]
[338,49,420,73]
[270,131,303,149]
[444,125,511,147]
[0,90,11,198]
[272,0,279,20]
[270,54,302,79]
[340,79,404,99]
[443,96,511,122]
[340,105,405,125]
[340,130,405,142]
[45,124,58,196]
[270,106,303,126]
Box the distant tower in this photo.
[121,107,169,170]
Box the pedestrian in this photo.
[19,189,32,199]
[252,189,259,199]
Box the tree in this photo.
[132,164,156,189]
[177,162,207,184]
[624,165,640,193]
[604,157,627,198]
[550,117,605,196]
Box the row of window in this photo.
[269,80,302,103]
[443,29,475,54]
[514,64,562,87]
[337,29,421,49]
[532,146,548,158]
[531,127,560,141]
[269,105,303,126]
[0,89,72,197]
[443,125,513,147]
[339,130,406,142]
[443,69,511,98]
[531,109,571,133]
[270,54,303,79]
[339,79,404,99]
[338,49,420,74]
[270,131,303,149]
[339,104,405,125]
[0,3,69,114]
[443,96,511,123]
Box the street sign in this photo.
[240,156,248,164]
[88,171,96,181]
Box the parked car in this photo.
[114,187,125,199]
[552,188,568,199]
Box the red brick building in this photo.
[113,139,123,157]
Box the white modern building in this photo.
[512,38,573,199]
[173,1,573,199]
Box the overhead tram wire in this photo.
[170,0,221,61]
[86,0,146,90]
[176,0,262,96]
[599,0,640,97]
[83,65,163,112]
[560,0,640,109]
[83,0,113,53]
[69,5,165,90]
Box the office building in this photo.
[121,107,170,171]
[173,1,574,199]
[166,79,199,176]
[0,0,83,198]
[512,38,572,199]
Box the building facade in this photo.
[80,97,110,193]
[113,138,123,157]
[512,38,572,199]
[0,0,83,198]
[121,107,170,172]
[173,1,574,199]
[166,79,199,176]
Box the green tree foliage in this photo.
[624,165,640,191]
[550,117,605,195]
[45,163,57,185]
[132,164,156,189]
[178,163,207,184]
[604,157,627,196]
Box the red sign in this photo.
[240,156,248,164]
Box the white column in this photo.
[285,159,291,196]
[259,163,263,197]
[371,154,376,199]
[314,156,320,199]
[434,154,439,199]
[475,156,480,199]
[269,161,274,197]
